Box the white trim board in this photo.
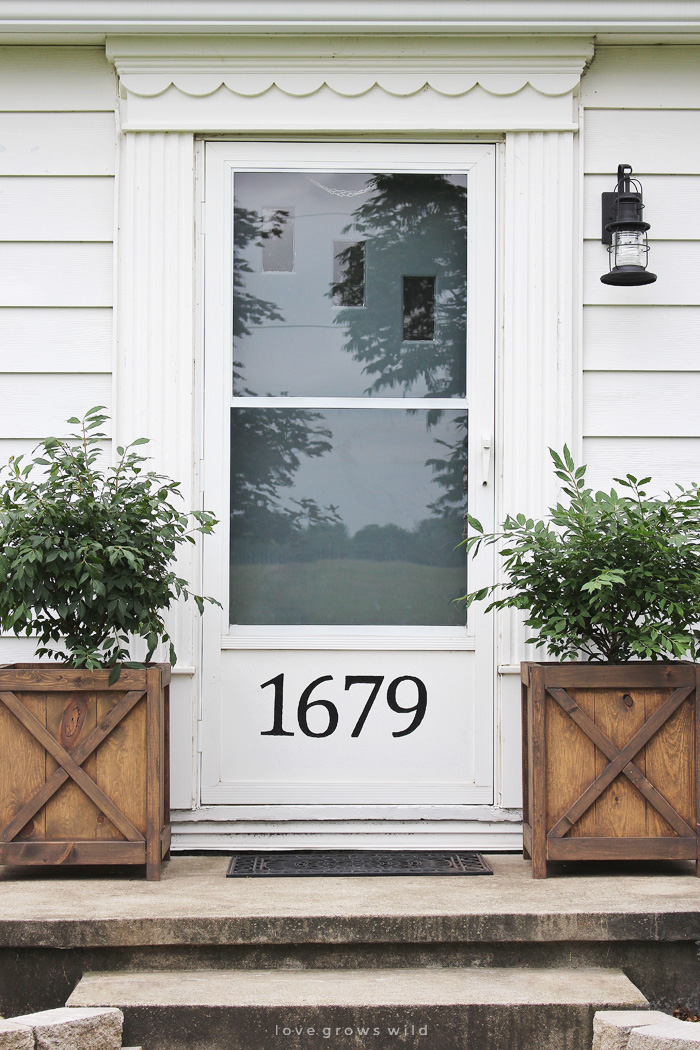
[0,2,699,38]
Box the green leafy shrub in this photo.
[462,446,700,662]
[0,407,218,681]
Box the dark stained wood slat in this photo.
[548,687,695,839]
[522,821,533,860]
[546,688,597,839]
[163,682,171,841]
[644,689,694,836]
[96,692,146,842]
[46,692,98,841]
[529,664,548,879]
[145,670,164,881]
[590,688,646,838]
[0,692,46,841]
[0,690,144,842]
[0,668,151,690]
[1,690,146,842]
[547,685,693,838]
[538,664,694,690]
[521,681,530,859]
[0,840,146,865]
[548,836,697,861]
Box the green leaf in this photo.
[0,408,219,672]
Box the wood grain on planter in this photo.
[0,663,170,881]
[522,662,699,878]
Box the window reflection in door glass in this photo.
[333,241,365,307]
[261,207,294,272]
[232,172,467,398]
[403,276,435,341]
[230,408,467,626]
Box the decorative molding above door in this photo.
[107,34,593,131]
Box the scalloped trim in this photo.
[119,71,582,99]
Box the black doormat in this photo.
[226,850,492,877]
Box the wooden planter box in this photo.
[0,663,170,881]
[521,661,700,879]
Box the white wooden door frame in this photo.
[199,141,496,837]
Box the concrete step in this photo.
[68,966,648,1050]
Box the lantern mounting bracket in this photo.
[601,192,616,245]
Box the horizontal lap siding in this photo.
[0,177,115,241]
[0,112,117,176]
[0,47,116,662]
[0,307,112,371]
[580,46,700,494]
[0,373,113,438]
[0,243,113,307]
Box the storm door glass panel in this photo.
[232,172,467,398]
[230,168,469,628]
[230,408,467,625]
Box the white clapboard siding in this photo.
[584,111,700,176]
[0,113,116,176]
[0,47,116,112]
[0,177,115,241]
[584,241,700,306]
[0,635,69,664]
[0,373,112,439]
[0,436,110,460]
[583,306,700,372]
[0,439,43,466]
[584,175,700,241]
[0,307,112,372]
[0,243,112,307]
[0,438,111,476]
[0,636,48,664]
[584,437,700,493]
[583,371,700,438]
[581,46,700,109]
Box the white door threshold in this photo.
[170,807,523,851]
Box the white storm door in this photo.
[201,141,496,814]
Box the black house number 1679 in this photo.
[259,674,428,739]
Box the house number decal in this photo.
[260,674,428,738]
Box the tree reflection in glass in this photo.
[331,173,466,398]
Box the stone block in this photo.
[0,1019,33,1050]
[593,1011,669,1050]
[628,1019,700,1049]
[11,1006,123,1050]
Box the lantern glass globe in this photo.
[611,228,648,269]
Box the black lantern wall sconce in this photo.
[600,164,657,286]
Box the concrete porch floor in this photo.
[1,853,700,944]
[1,853,700,1019]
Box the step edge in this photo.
[67,966,649,1010]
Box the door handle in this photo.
[481,434,492,485]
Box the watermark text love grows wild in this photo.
[273,1023,429,1039]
